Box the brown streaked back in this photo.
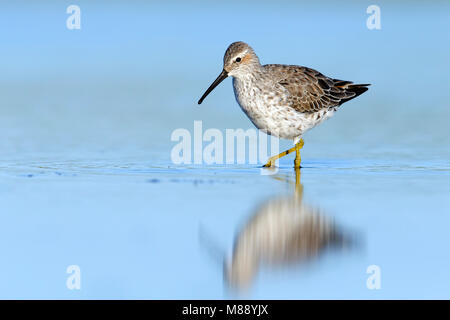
[264,64,370,113]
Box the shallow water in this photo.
[1,1,450,299]
[1,150,449,299]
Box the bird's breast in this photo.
[232,77,295,136]
[233,78,280,117]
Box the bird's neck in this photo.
[232,65,264,83]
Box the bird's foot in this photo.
[262,160,273,168]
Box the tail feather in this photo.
[339,83,370,105]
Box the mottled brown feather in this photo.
[264,64,370,113]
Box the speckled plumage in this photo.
[199,41,370,143]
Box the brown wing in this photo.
[264,64,370,113]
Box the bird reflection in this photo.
[225,168,352,290]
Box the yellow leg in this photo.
[263,145,297,167]
[263,138,304,168]
[294,138,304,168]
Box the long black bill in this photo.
[198,69,228,104]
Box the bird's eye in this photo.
[235,57,241,63]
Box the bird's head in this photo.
[223,41,260,76]
[198,41,260,104]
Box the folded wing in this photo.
[264,64,370,113]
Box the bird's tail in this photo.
[347,83,370,96]
[337,82,370,105]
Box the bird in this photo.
[198,41,370,168]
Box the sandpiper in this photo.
[198,41,370,168]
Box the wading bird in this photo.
[198,42,370,168]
